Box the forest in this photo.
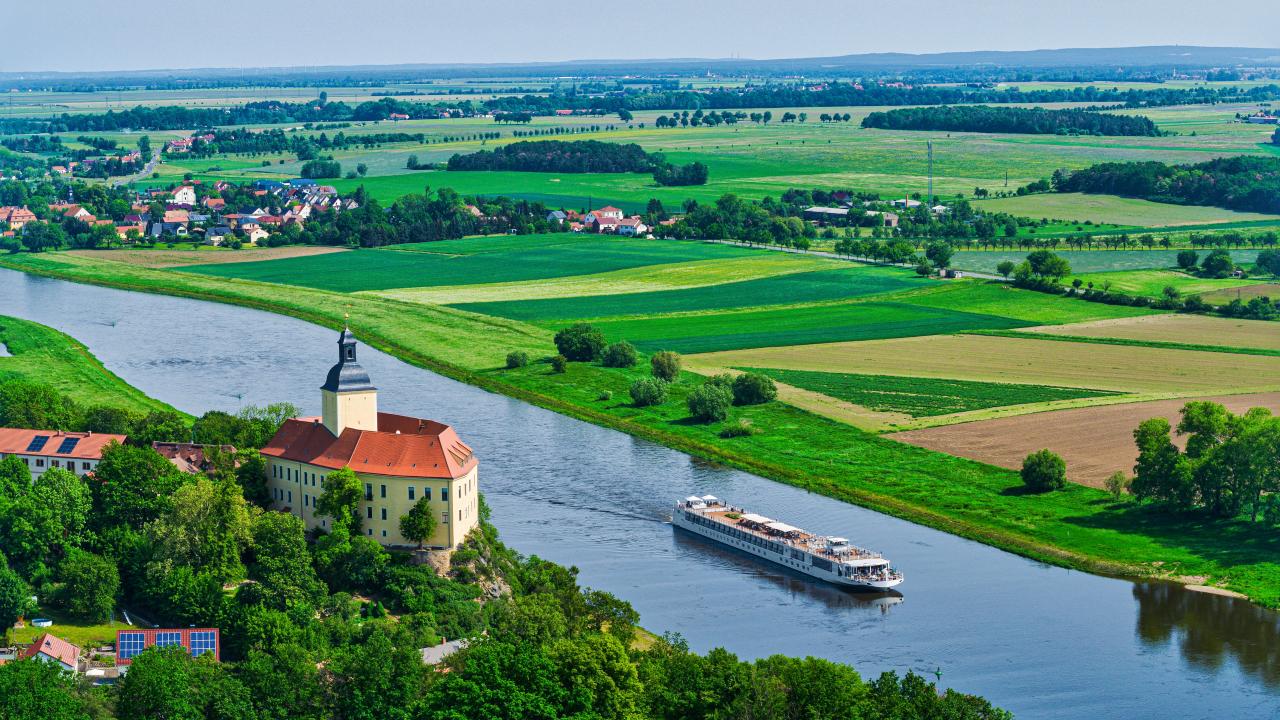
[860,105,1161,136]
[1051,156,1280,214]
[446,140,657,174]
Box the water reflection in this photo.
[672,529,904,612]
[1134,583,1280,688]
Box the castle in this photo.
[261,328,479,549]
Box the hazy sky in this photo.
[7,0,1278,73]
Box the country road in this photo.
[113,148,162,188]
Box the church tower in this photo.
[320,327,378,437]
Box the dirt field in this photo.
[689,334,1280,395]
[888,392,1280,487]
[67,246,347,268]
[1025,314,1280,351]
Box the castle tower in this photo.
[320,327,377,437]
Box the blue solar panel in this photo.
[56,437,80,454]
[155,631,182,648]
[190,631,217,658]
[118,632,145,659]
[25,436,49,453]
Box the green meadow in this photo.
[951,248,1263,274]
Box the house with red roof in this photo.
[0,429,126,482]
[261,329,480,550]
[22,634,80,674]
[0,206,36,231]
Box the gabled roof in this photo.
[23,634,79,668]
[261,412,476,479]
[0,429,124,459]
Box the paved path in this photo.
[113,149,162,188]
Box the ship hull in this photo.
[672,507,903,590]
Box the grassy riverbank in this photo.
[0,314,181,416]
[4,251,1279,607]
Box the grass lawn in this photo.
[453,266,926,322]
[898,281,1155,323]
[180,236,762,292]
[951,248,1262,275]
[736,367,1116,417]
[0,315,181,416]
[10,606,127,650]
[1070,269,1257,297]
[7,250,1280,607]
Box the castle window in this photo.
[367,506,373,519]
[441,512,448,524]
[441,487,448,502]
[381,508,387,521]
[380,484,386,499]
[423,487,431,501]
[408,487,415,500]
[365,483,372,501]
[382,530,387,537]
[287,491,292,503]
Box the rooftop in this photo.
[0,429,125,460]
[262,412,476,479]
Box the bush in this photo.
[601,341,637,368]
[629,378,667,407]
[1104,471,1130,500]
[597,391,612,401]
[686,382,733,423]
[505,351,529,369]
[554,323,606,362]
[549,355,567,373]
[732,372,777,406]
[1176,249,1199,270]
[1021,449,1067,492]
[720,418,761,438]
[650,351,681,382]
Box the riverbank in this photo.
[4,250,1278,608]
[0,314,182,417]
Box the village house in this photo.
[205,226,232,245]
[0,206,36,231]
[171,186,196,206]
[616,217,648,236]
[22,633,80,674]
[202,197,226,210]
[0,429,126,482]
[162,208,189,225]
[116,628,220,666]
[244,226,269,244]
[151,442,236,475]
[261,329,480,550]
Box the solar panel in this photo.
[25,436,49,453]
[118,632,145,659]
[155,631,182,648]
[190,631,217,658]
[56,437,80,454]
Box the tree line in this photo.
[1048,156,1280,214]
[861,105,1162,136]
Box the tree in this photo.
[687,383,732,423]
[601,341,637,368]
[1131,418,1192,506]
[147,477,252,584]
[399,495,438,549]
[1020,449,1066,492]
[0,658,91,720]
[1026,250,1071,280]
[650,351,681,382]
[0,455,29,502]
[1104,472,1130,500]
[1199,248,1235,278]
[554,323,606,362]
[316,467,362,536]
[92,442,192,531]
[1176,249,1199,270]
[1257,248,1280,276]
[996,260,1016,279]
[629,378,667,407]
[127,410,188,446]
[505,351,529,369]
[549,355,567,373]
[0,567,33,633]
[57,549,119,623]
[326,626,423,720]
[238,644,326,720]
[117,645,256,720]
[731,373,777,406]
[248,512,326,612]
[0,379,79,430]
[924,242,954,269]
[82,405,136,434]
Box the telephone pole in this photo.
[927,141,934,205]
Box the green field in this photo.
[1070,269,1259,297]
[452,266,925,322]
[951,248,1262,274]
[182,235,760,292]
[737,367,1116,417]
[975,192,1280,228]
[583,300,1031,354]
[0,315,181,416]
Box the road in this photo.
[112,148,162,188]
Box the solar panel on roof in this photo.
[56,437,80,454]
[25,436,49,453]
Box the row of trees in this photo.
[861,105,1162,136]
[1051,156,1280,214]
[447,140,655,174]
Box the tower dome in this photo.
[320,327,378,436]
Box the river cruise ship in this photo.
[672,496,903,590]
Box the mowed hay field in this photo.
[690,333,1280,397]
[973,192,1280,227]
[67,246,347,269]
[1025,314,1280,351]
[950,248,1262,275]
[888,392,1280,487]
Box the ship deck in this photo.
[688,504,888,567]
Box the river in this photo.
[2,267,1277,719]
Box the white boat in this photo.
[672,495,903,590]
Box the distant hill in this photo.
[4,46,1279,87]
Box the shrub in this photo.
[629,378,667,407]
[1176,249,1199,270]
[650,351,681,382]
[554,323,606,361]
[732,373,777,406]
[1104,471,1130,500]
[601,341,637,368]
[1021,449,1067,492]
[720,418,761,438]
[996,260,1016,279]
[549,355,567,373]
[686,382,733,423]
[505,351,529,369]
[597,391,612,401]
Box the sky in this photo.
[6,0,1279,73]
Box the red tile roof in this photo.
[261,412,475,479]
[23,633,79,668]
[0,429,125,460]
